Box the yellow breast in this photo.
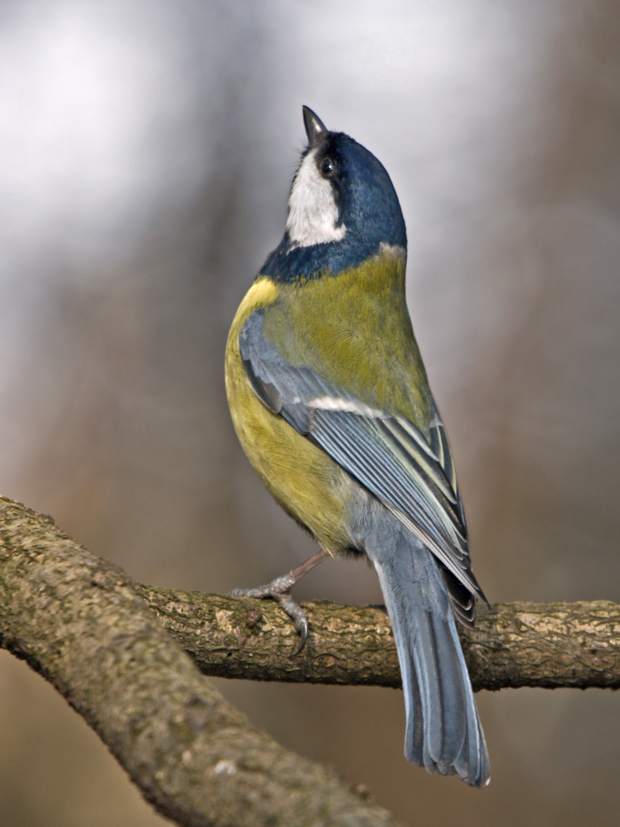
[225,277,356,553]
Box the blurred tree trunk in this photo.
[1,496,619,827]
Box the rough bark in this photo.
[0,497,401,827]
[138,586,620,691]
[1,495,620,827]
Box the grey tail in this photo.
[370,536,490,787]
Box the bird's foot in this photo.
[230,549,329,656]
[231,577,309,656]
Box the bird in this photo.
[225,106,490,786]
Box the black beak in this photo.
[302,106,328,148]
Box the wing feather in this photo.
[239,309,486,609]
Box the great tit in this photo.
[225,106,490,786]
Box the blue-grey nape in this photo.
[261,232,385,282]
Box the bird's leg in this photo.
[231,548,329,655]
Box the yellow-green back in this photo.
[261,250,433,435]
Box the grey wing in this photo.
[240,310,487,621]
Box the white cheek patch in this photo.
[286,149,346,247]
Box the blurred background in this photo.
[1,0,619,824]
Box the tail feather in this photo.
[416,608,467,769]
[370,532,489,787]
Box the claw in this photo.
[291,619,308,657]
[229,548,329,654]
[275,591,309,656]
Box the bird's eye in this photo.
[320,157,335,178]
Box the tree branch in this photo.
[0,497,401,827]
[136,586,620,691]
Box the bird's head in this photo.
[262,107,407,282]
